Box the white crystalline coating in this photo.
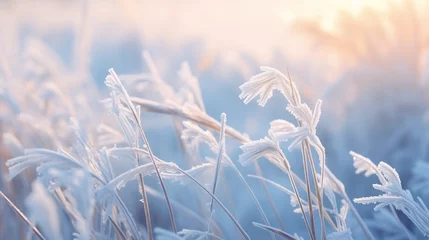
[238,137,281,166]
[181,120,219,153]
[239,66,301,107]
[354,154,429,236]
[350,151,379,178]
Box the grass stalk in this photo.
[176,168,250,240]
[301,144,316,238]
[110,69,177,234]
[303,141,326,240]
[0,191,45,240]
[276,145,315,240]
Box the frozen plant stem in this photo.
[132,97,290,229]
[131,91,177,235]
[108,69,177,235]
[135,105,153,240]
[249,174,338,231]
[301,143,316,238]
[132,95,319,236]
[303,140,326,240]
[131,65,373,239]
[0,191,46,240]
[286,68,326,240]
[104,207,127,240]
[209,113,226,213]
[276,142,315,240]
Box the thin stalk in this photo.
[132,97,285,230]
[176,168,250,240]
[0,191,46,240]
[286,66,326,240]
[249,174,338,232]
[303,141,326,240]
[112,147,224,235]
[138,169,151,239]
[130,91,348,239]
[135,107,153,240]
[132,96,319,237]
[225,156,275,240]
[110,147,217,227]
[253,222,296,240]
[209,113,227,212]
[389,205,414,240]
[132,113,177,233]
[115,109,151,240]
[131,97,249,143]
[110,69,176,233]
[115,192,142,240]
[108,212,128,240]
[276,146,315,240]
[145,183,216,230]
[301,144,316,238]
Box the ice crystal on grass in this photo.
[239,137,282,166]
[239,66,301,106]
[3,26,429,240]
[353,153,429,236]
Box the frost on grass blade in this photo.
[269,119,296,133]
[96,158,214,206]
[354,157,429,236]
[239,66,301,107]
[181,120,218,154]
[349,151,379,178]
[99,161,179,193]
[238,137,281,166]
[161,162,214,185]
[6,148,83,181]
[286,103,313,128]
[178,61,205,111]
[285,100,322,134]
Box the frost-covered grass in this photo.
[1,49,429,239]
[2,0,429,239]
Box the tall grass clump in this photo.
[2,44,429,239]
